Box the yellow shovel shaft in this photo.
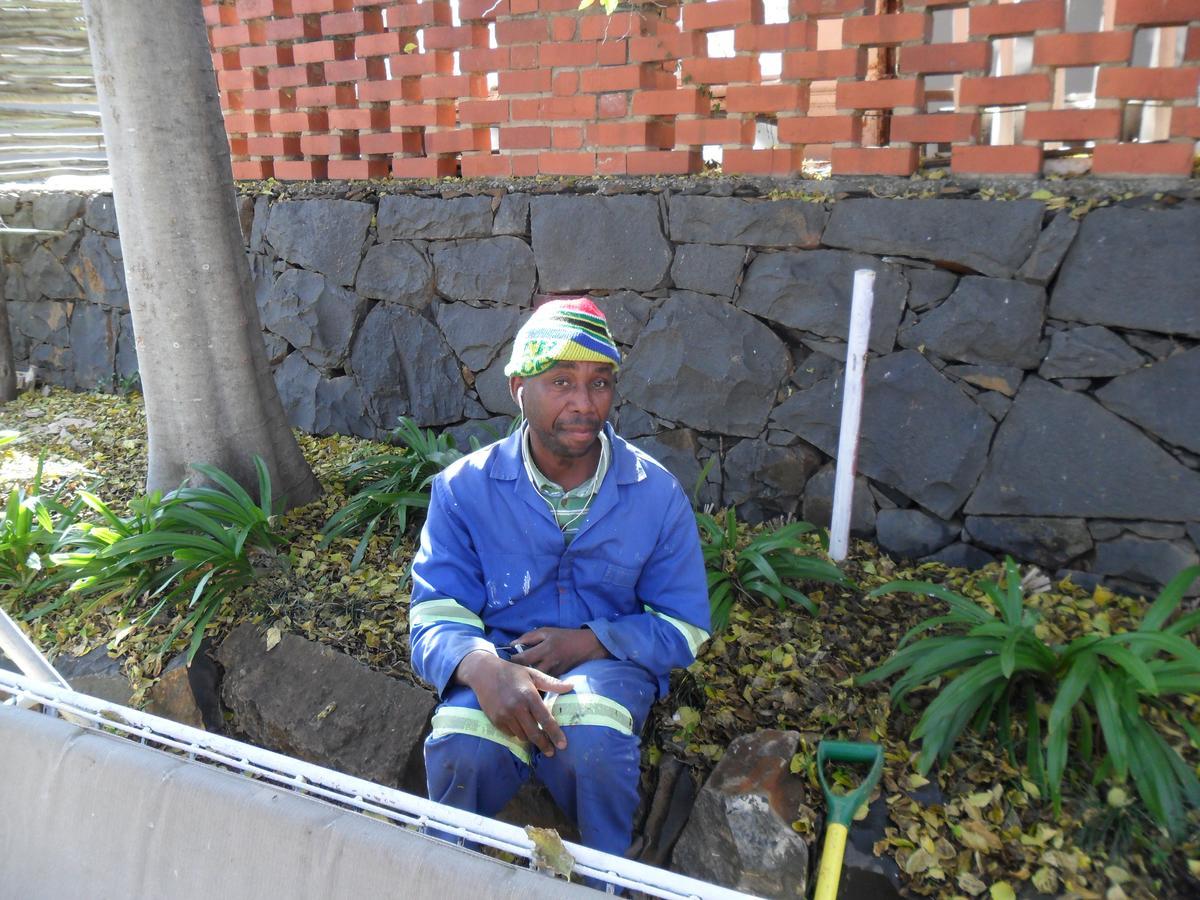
[813,822,849,900]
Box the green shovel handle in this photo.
[817,741,884,828]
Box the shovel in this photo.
[813,740,885,900]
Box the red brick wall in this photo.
[205,0,1200,179]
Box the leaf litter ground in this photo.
[1,388,1196,899]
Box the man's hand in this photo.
[454,650,572,757]
[510,627,610,677]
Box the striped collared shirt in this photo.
[521,426,611,544]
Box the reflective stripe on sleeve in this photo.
[643,604,710,657]
[408,598,484,631]
[429,707,531,765]
[546,693,633,735]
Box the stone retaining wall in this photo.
[3,180,1198,595]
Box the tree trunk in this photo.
[0,266,16,403]
[81,0,320,509]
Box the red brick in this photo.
[510,43,539,68]
[632,88,711,116]
[224,110,270,133]
[1024,108,1121,141]
[1097,67,1200,100]
[425,127,491,154]
[627,149,703,174]
[598,92,628,117]
[732,22,812,53]
[218,68,266,91]
[789,0,869,14]
[682,0,764,32]
[204,4,240,26]
[675,116,756,145]
[596,41,628,66]
[359,77,422,101]
[421,74,487,99]
[389,52,455,76]
[681,56,760,85]
[1032,31,1133,67]
[297,84,356,105]
[511,153,539,176]
[393,156,459,178]
[1187,26,1200,60]
[292,0,351,12]
[423,24,489,50]
[499,68,552,93]
[211,22,267,49]
[580,64,655,93]
[496,17,549,44]
[898,41,989,74]
[240,44,294,68]
[552,126,585,149]
[321,10,382,36]
[842,12,928,46]
[1171,106,1200,138]
[229,134,250,158]
[538,95,597,119]
[293,40,350,63]
[328,158,391,178]
[236,0,284,18]
[553,71,579,96]
[326,57,382,82]
[831,146,919,175]
[889,112,978,143]
[631,31,706,61]
[1114,0,1200,26]
[358,130,423,154]
[959,74,1052,106]
[212,49,240,72]
[264,16,321,41]
[951,145,1043,176]
[550,16,576,41]
[597,151,628,175]
[390,104,457,126]
[500,125,553,149]
[1092,141,1194,175]
[579,12,651,40]
[275,159,328,179]
[458,0,509,17]
[328,107,389,130]
[540,0,578,10]
[247,135,303,156]
[265,64,316,89]
[587,120,675,146]
[538,151,596,175]
[969,0,1064,37]
[299,133,358,155]
[385,2,452,27]
[723,147,804,175]
[270,109,328,131]
[356,32,404,57]
[461,153,513,177]
[782,48,867,80]
[241,88,297,109]
[232,159,274,179]
[459,98,509,123]
[540,40,598,67]
[460,46,510,71]
[725,84,809,113]
[837,78,924,110]
[777,114,862,143]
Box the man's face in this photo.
[510,361,615,461]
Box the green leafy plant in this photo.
[859,559,1200,838]
[320,417,470,570]
[696,509,852,632]
[0,454,83,594]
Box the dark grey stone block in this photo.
[875,508,958,559]
[1016,212,1078,286]
[904,266,958,312]
[83,194,118,234]
[264,199,373,286]
[431,236,535,306]
[493,193,530,236]
[668,195,827,248]
[261,268,367,371]
[434,301,523,371]
[354,240,434,308]
[1096,347,1200,454]
[964,516,1093,570]
[377,195,493,241]
[275,351,374,438]
[32,193,84,232]
[69,232,127,308]
[670,243,745,298]
[589,290,654,347]
[1092,536,1200,593]
[1039,326,1143,380]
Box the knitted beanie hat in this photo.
[504,297,621,378]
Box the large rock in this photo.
[621,291,790,437]
[70,303,117,388]
[275,352,374,437]
[531,195,671,292]
[69,232,127,308]
[966,378,1200,520]
[264,199,373,286]
[8,300,71,346]
[377,194,493,241]
[116,314,139,380]
[354,241,434,308]
[905,266,958,311]
[1016,212,1078,285]
[875,508,958,559]
[632,428,715,506]
[802,463,876,536]
[737,250,907,354]
[670,243,745,297]
[588,290,653,346]
[431,236,535,306]
[1096,348,1200,454]
[1038,326,1144,380]
[673,730,811,898]
[30,344,74,385]
[217,624,437,788]
[1049,206,1200,337]
[350,301,465,428]
[473,353,519,416]
[899,276,1045,368]
[83,194,118,234]
[668,195,827,248]
[493,193,529,236]
[964,516,1093,570]
[772,350,995,519]
[434,301,523,371]
[52,646,132,706]
[1092,536,1200,592]
[822,199,1045,277]
[261,267,367,370]
[24,246,81,300]
[722,437,821,521]
[32,193,84,231]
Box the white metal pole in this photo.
[0,606,69,708]
[828,269,876,563]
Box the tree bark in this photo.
[81,0,319,508]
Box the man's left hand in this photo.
[511,627,609,677]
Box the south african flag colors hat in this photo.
[504,297,621,378]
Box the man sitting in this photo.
[408,297,710,855]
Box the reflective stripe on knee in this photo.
[430,707,531,765]
[643,604,709,656]
[409,598,484,631]
[546,693,633,735]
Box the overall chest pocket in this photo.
[602,563,640,588]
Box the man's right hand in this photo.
[454,650,573,757]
